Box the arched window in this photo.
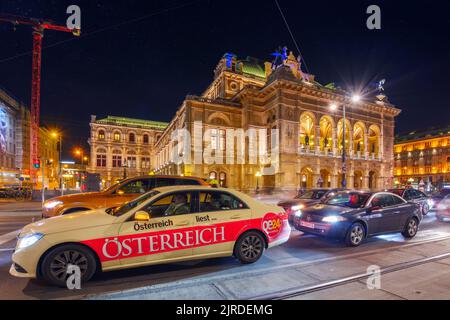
[143,134,149,144]
[98,130,105,140]
[129,133,136,143]
[299,113,315,148]
[113,132,121,142]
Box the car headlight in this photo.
[294,210,303,218]
[292,204,305,211]
[322,216,347,223]
[43,200,63,209]
[16,233,44,250]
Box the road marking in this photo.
[0,229,21,246]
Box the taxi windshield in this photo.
[109,190,160,217]
[325,192,370,208]
[298,190,327,200]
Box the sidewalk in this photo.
[288,256,450,300]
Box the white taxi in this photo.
[10,186,290,286]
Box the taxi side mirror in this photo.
[134,211,150,222]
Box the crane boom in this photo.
[0,14,80,182]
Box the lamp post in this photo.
[51,131,62,195]
[255,171,262,194]
[330,94,360,188]
[122,159,128,180]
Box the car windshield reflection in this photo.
[297,190,327,200]
[325,192,370,208]
[111,190,160,216]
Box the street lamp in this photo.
[330,94,361,188]
[255,171,262,194]
[122,159,128,180]
[51,131,63,194]
[73,148,87,165]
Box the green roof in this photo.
[395,125,450,143]
[96,116,169,130]
[240,57,266,79]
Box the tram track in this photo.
[251,251,450,300]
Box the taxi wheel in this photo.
[345,223,365,247]
[40,244,97,287]
[234,231,265,264]
[402,217,419,239]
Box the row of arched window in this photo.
[97,130,153,144]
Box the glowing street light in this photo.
[352,94,361,103]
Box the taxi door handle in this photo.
[176,221,189,226]
[230,215,243,220]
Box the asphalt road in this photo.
[0,201,449,300]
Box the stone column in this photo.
[315,125,321,153]
[332,127,337,156]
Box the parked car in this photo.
[278,188,346,223]
[436,194,450,222]
[431,188,450,209]
[293,191,422,247]
[42,175,209,218]
[11,186,290,286]
[388,188,432,215]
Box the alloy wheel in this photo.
[49,250,89,281]
[408,219,418,237]
[240,235,263,260]
[350,225,364,245]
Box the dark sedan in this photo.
[293,191,422,247]
[278,188,345,223]
[388,188,432,215]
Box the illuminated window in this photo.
[98,130,105,140]
[211,129,225,150]
[127,156,137,168]
[96,155,106,167]
[141,157,151,169]
[114,132,121,142]
[112,156,122,168]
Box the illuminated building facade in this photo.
[88,115,168,185]
[36,127,59,189]
[394,126,450,188]
[152,50,401,192]
[0,87,31,185]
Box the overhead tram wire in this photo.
[274,0,310,75]
[0,0,204,64]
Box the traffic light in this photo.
[33,160,41,169]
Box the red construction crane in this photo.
[0,14,80,180]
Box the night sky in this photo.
[1,0,449,160]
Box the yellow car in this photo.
[10,186,290,287]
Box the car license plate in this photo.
[300,221,315,229]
